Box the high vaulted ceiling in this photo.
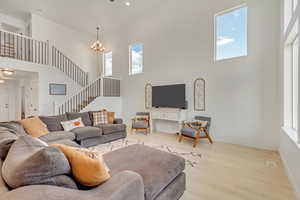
[0,0,167,36]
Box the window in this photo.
[292,37,299,130]
[284,36,299,131]
[129,44,143,75]
[215,5,248,61]
[103,51,112,77]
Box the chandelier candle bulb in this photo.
[91,27,105,52]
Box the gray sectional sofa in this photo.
[0,111,127,148]
[0,112,186,200]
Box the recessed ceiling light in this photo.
[125,2,131,6]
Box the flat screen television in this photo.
[152,84,186,109]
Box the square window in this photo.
[103,51,112,77]
[129,44,143,75]
[215,6,248,61]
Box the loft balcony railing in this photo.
[0,30,49,65]
[0,29,88,86]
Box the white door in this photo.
[0,87,9,122]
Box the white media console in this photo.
[150,108,188,134]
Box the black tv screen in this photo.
[152,84,186,109]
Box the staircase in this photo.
[52,46,88,87]
[0,29,88,86]
[0,29,121,115]
[57,77,120,114]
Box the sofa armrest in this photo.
[0,171,144,200]
[113,118,123,124]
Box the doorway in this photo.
[0,87,9,122]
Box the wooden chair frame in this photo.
[131,116,151,135]
[179,121,213,147]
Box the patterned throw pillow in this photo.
[61,118,85,131]
[92,111,108,126]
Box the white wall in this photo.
[30,13,101,81]
[81,97,122,118]
[108,0,281,150]
[0,13,28,35]
[0,57,82,116]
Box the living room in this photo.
[0,0,298,199]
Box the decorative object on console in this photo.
[131,112,151,134]
[49,83,67,95]
[61,118,85,131]
[145,83,152,109]
[194,78,205,111]
[179,116,212,148]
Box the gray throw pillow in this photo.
[2,136,77,189]
[39,114,68,132]
[0,128,18,160]
[0,122,27,136]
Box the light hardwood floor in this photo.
[128,132,296,200]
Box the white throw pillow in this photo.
[61,118,85,131]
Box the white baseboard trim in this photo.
[280,150,300,200]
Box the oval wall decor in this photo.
[145,83,152,109]
[194,78,205,111]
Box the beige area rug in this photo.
[90,138,202,168]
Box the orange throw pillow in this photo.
[18,117,49,138]
[52,144,110,187]
[107,112,115,124]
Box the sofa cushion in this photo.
[132,121,149,129]
[113,118,123,124]
[39,114,69,132]
[48,139,81,148]
[18,117,49,138]
[0,127,18,160]
[0,160,9,195]
[71,126,102,140]
[0,121,27,136]
[66,112,92,126]
[39,131,75,143]
[104,144,185,200]
[2,136,77,189]
[96,124,126,135]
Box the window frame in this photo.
[103,51,113,77]
[214,4,248,61]
[129,43,144,75]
